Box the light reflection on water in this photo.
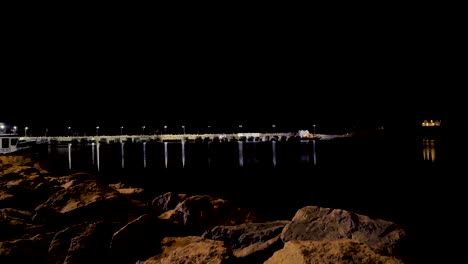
[422,139,436,162]
[41,137,452,175]
[44,140,320,173]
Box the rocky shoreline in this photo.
[1,153,409,263]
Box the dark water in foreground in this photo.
[33,132,468,263]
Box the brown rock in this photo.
[203,221,289,263]
[110,214,183,263]
[234,236,283,264]
[1,173,60,209]
[33,180,128,224]
[159,195,259,234]
[141,236,234,264]
[151,192,190,214]
[48,221,115,264]
[0,232,55,264]
[59,173,96,189]
[264,239,403,264]
[281,206,406,255]
[0,189,15,208]
[203,220,289,250]
[0,208,38,239]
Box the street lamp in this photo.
[96,126,99,136]
[12,126,17,134]
[207,125,211,134]
[0,125,4,133]
[142,126,146,135]
[313,124,316,136]
[120,126,124,135]
[272,124,276,133]
[25,127,29,137]
[68,127,71,136]
[164,125,167,134]
[182,125,185,135]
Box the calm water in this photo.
[33,132,468,263]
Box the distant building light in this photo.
[422,120,441,127]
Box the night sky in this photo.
[1,12,463,134]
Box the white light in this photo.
[0,125,4,129]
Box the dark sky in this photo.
[1,12,464,133]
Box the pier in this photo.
[21,132,305,144]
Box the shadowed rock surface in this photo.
[110,213,183,263]
[1,154,411,263]
[140,236,235,264]
[0,232,55,263]
[48,221,116,264]
[281,206,406,255]
[151,192,190,214]
[159,194,260,235]
[33,180,128,225]
[264,239,403,264]
[203,221,289,263]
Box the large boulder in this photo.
[264,239,403,264]
[159,195,259,234]
[281,206,406,255]
[33,180,128,225]
[203,220,289,250]
[140,236,234,264]
[58,173,96,190]
[0,208,42,240]
[1,174,60,209]
[203,221,289,263]
[110,214,183,263]
[151,192,190,214]
[0,232,55,264]
[0,190,15,209]
[48,221,116,264]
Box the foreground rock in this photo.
[203,221,289,263]
[159,194,260,234]
[281,206,406,255]
[140,236,234,264]
[151,192,190,214]
[0,208,42,240]
[264,239,403,264]
[0,156,57,209]
[0,233,55,263]
[1,154,410,263]
[33,180,128,225]
[48,221,116,264]
[110,214,183,263]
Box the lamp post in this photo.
[272,124,276,133]
[142,126,146,135]
[96,126,99,136]
[68,127,71,137]
[207,125,211,134]
[13,126,17,134]
[164,125,167,134]
[182,125,185,135]
[239,124,242,133]
[25,127,29,137]
[120,126,124,135]
[0,125,4,134]
[313,124,316,136]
